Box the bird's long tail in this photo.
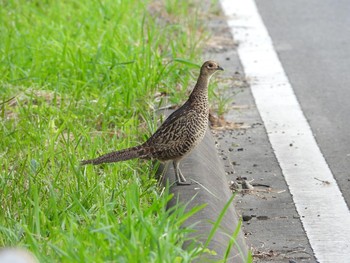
[81,145,148,165]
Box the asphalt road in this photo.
[255,0,350,207]
[208,0,350,261]
[205,5,317,261]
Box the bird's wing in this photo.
[146,105,196,146]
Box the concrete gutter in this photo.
[158,129,249,262]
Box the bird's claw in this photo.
[176,180,191,186]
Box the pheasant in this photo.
[81,61,224,185]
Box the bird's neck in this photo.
[189,74,210,102]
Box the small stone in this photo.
[242,214,252,222]
[242,180,254,189]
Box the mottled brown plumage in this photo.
[81,61,223,185]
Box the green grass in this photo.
[0,0,249,262]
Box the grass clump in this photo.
[0,0,246,262]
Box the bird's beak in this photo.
[217,65,224,71]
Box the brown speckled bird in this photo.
[81,61,223,185]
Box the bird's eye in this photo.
[208,63,214,68]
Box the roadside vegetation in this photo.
[0,0,250,262]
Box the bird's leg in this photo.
[173,160,191,185]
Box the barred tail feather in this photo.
[81,145,147,165]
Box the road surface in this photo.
[215,0,350,262]
[256,0,350,208]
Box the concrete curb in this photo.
[158,129,249,262]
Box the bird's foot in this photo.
[176,180,191,186]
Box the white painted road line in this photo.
[220,0,350,262]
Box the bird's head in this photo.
[200,60,224,76]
